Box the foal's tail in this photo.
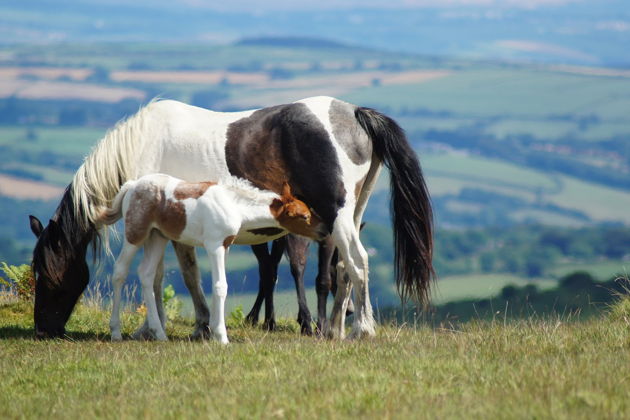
[355,107,435,305]
[100,181,135,226]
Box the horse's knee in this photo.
[316,274,331,295]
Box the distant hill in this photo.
[236,37,350,50]
[1,0,629,65]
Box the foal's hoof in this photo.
[111,333,123,342]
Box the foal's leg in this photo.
[286,235,313,335]
[137,232,169,341]
[132,253,166,340]
[329,210,375,340]
[173,242,210,339]
[315,236,335,334]
[205,242,229,344]
[110,241,140,341]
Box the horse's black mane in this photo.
[32,185,100,287]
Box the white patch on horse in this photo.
[296,96,371,207]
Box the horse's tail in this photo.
[100,180,135,225]
[354,107,435,305]
[70,100,157,254]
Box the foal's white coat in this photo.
[104,174,319,343]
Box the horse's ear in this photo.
[29,215,44,237]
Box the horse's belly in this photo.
[233,228,288,245]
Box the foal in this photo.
[102,174,323,343]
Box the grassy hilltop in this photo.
[1,297,630,419]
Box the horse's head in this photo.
[29,215,90,339]
[271,183,326,240]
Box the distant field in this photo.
[343,67,630,142]
[421,152,630,225]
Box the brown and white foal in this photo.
[102,174,323,343]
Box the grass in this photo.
[1,299,630,418]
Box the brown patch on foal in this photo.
[173,181,216,200]
[124,182,187,244]
[156,196,186,240]
[223,235,236,249]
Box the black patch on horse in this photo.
[225,102,345,232]
[248,227,285,236]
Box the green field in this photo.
[1,299,629,418]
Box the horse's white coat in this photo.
[106,174,319,343]
[75,97,379,340]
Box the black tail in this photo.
[355,107,435,305]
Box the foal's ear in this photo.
[280,182,293,201]
[29,215,44,238]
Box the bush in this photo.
[0,262,35,301]
[163,284,182,321]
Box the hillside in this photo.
[1,298,629,418]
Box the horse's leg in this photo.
[315,236,335,334]
[205,242,229,344]
[137,232,169,341]
[286,235,313,335]
[173,242,210,339]
[110,241,140,341]
[263,238,285,331]
[329,210,375,340]
[246,243,271,326]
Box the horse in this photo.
[29,96,434,340]
[101,175,325,343]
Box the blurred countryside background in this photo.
[1,0,629,321]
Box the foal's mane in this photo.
[218,178,279,205]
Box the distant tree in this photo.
[87,66,110,83]
[268,67,293,80]
[25,127,38,142]
[59,108,87,126]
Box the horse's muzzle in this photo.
[34,325,65,340]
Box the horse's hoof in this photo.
[245,313,259,326]
[326,326,345,340]
[190,323,211,340]
[262,319,276,331]
[111,333,123,342]
[300,322,313,336]
[347,324,376,340]
[346,299,355,316]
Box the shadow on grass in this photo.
[0,325,111,341]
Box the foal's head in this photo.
[270,183,325,240]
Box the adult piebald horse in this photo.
[29,96,434,340]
